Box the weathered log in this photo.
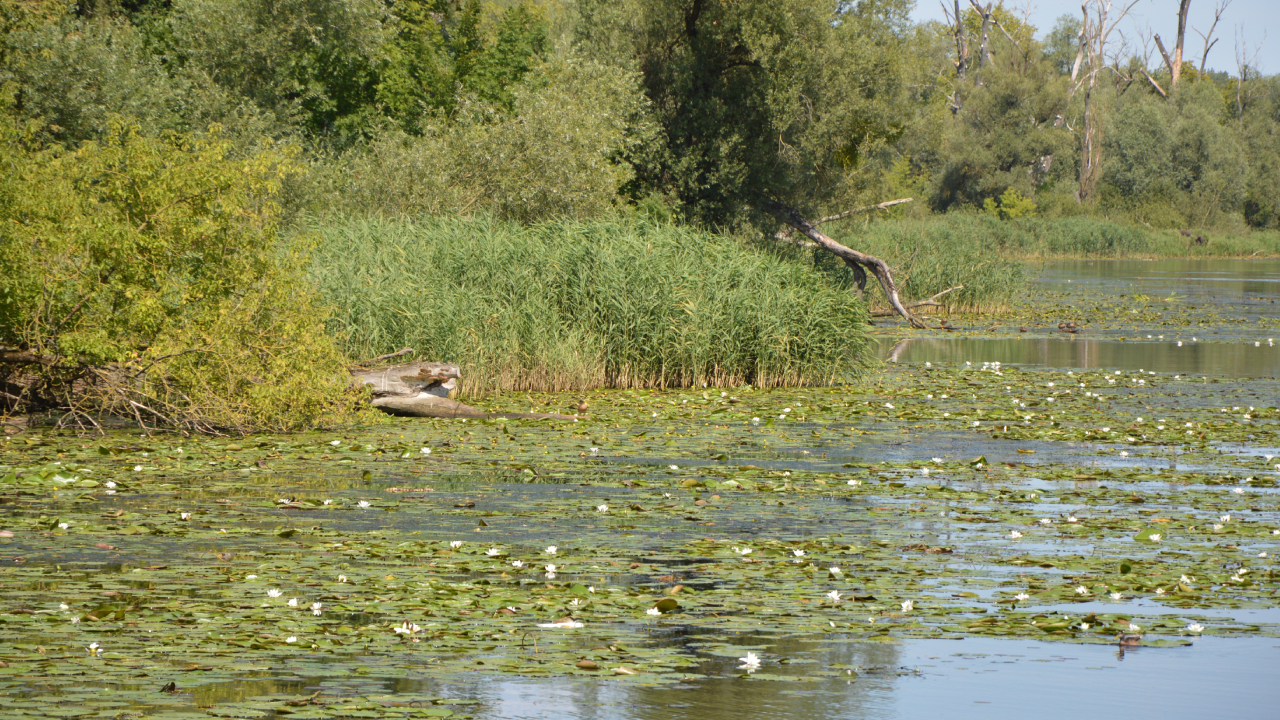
[353,361,577,420]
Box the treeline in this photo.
[3,0,1278,228]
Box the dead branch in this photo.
[1194,0,1231,76]
[813,198,915,226]
[869,286,965,316]
[766,201,926,329]
[1141,69,1169,98]
[368,347,416,364]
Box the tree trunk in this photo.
[766,201,925,329]
[352,361,577,420]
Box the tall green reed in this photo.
[309,217,871,396]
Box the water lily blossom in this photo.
[288,598,299,607]
[486,547,501,556]
[311,602,322,616]
[1186,623,1205,633]
[1076,586,1089,595]
[337,575,347,583]
[646,607,661,616]
[1129,623,1141,632]
[1009,530,1023,539]
[267,588,283,598]
[285,636,297,643]
[357,500,370,508]
[900,600,913,612]
[1013,593,1030,602]
[537,619,584,629]
[827,590,842,603]
[739,651,761,672]
[512,560,525,568]
[87,642,103,657]
[792,549,806,557]
[546,546,558,555]
[450,540,463,549]
[394,621,422,635]
[596,504,608,513]
[1110,592,1123,601]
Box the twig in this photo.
[868,285,965,316]
[369,347,416,364]
[812,198,914,226]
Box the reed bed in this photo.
[310,217,871,396]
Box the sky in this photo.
[909,0,1278,75]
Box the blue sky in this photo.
[909,0,1278,75]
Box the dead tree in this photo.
[969,1,995,70]
[1075,0,1140,203]
[1193,0,1230,77]
[766,200,926,329]
[1154,0,1192,90]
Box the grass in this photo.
[308,216,872,396]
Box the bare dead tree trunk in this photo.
[766,201,926,329]
[941,0,970,113]
[1076,0,1139,203]
[969,1,993,69]
[1155,0,1193,90]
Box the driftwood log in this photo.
[352,361,576,420]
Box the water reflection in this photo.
[878,335,1280,377]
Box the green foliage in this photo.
[320,56,653,223]
[983,187,1037,220]
[0,117,362,432]
[577,0,917,225]
[310,216,872,395]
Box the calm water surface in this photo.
[879,259,1280,377]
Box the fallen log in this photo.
[352,360,577,420]
[869,286,965,317]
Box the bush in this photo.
[0,117,363,432]
[309,215,872,395]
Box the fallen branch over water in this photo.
[869,285,964,317]
[352,360,577,420]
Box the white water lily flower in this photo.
[286,636,298,643]
[739,651,761,672]
[847,479,861,486]
[646,607,661,616]
[597,504,608,513]
[511,560,525,568]
[1156,588,1166,595]
[288,598,298,607]
[1213,524,1223,531]
[1129,623,1141,632]
[450,540,463,549]
[792,549,806,557]
[668,465,678,470]
[827,590,842,603]
[1119,451,1129,457]
[588,587,595,593]
[545,564,557,574]
[486,548,501,556]
[900,600,913,612]
[545,546,558,555]
[1068,516,1078,523]
[394,621,422,635]
[1187,623,1205,633]
[58,522,70,530]
[87,642,103,657]
[590,447,599,454]
[60,603,69,611]
[104,481,116,489]
[1220,515,1231,522]
[733,547,752,555]
[180,512,191,520]
[1039,518,1052,525]
[267,589,283,598]
[322,499,332,506]
[1080,623,1090,630]
[1180,575,1195,586]
[337,575,347,583]
[569,598,584,607]
[357,500,371,508]
[133,465,143,472]
[1110,592,1123,601]
[1009,530,1023,539]
[884,403,894,409]
[311,602,322,616]
[1014,593,1030,602]
[1076,586,1089,595]
[932,457,943,464]
[1233,488,1245,494]
[245,575,257,580]
[1149,534,1162,542]
[829,566,842,577]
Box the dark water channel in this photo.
[878,259,1280,377]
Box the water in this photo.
[879,259,1280,377]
